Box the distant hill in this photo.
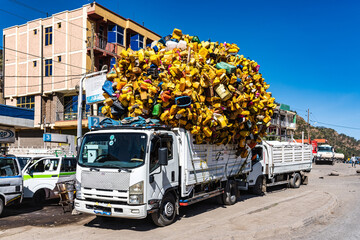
[293,116,360,159]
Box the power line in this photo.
[310,120,360,130]
[3,76,81,88]
[3,74,82,78]
[0,8,28,21]
[1,7,87,43]
[9,0,88,31]
[0,45,90,72]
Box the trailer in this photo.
[74,125,251,226]
[239,141,312,195]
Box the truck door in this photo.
[23,157,60,198]
[148,133,179,200]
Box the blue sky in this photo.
[1,0,360,140]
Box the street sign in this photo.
[43,133,52,142]
[88,116,105,129]
[0,128,15,143]
[85,74,107,104]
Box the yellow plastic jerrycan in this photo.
[203,126,212,137]
[172,28,183,40]
[215,84,232,101]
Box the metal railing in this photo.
[87,34,117,55]
[56,111,90,121]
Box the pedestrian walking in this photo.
[351,154,357,167]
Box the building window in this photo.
[45,27,52,46]
[45,59,52,76]
[108,25,124,45]
[17,96,35,109]
[58,22,61,28]
[130,34,144,51]
[34,29,37,35]
[63,95,90,121]
[58,56,61,62]
[33,61,37,67]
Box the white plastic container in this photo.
[177,40,187,50]
[166,41,178,51]
[151,41,158,48]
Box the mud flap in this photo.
[302,175,309,185]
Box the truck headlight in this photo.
[129,181,144,205]
[75,180,84,200]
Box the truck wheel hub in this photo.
[164,202,174,217]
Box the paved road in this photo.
[1,163,359,240]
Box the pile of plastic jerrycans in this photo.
[101,28,276,156]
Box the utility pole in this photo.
[90,22,95,73]
[307,108,310,144]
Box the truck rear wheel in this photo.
[290,173,301,188]
[223,180,238,205]
[252,176,266,195]
[151,194,176,227]
[0,198,4,216]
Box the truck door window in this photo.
[31,159,59,173]
[149,136,173,172]
[0,158,18,176]
[61,158,77,172]
[251,147,263,163]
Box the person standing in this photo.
[351,154,357,168]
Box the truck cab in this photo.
[0,156,23,215]
[75,128,178,221]
[314,144,335,165]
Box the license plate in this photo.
[94,210,111,216]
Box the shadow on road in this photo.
[0,199,89,230]
[84,216,156,231]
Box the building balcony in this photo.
[270,118,279,125]
[87,34,117,57]
[54,111,90,129]
[55,111,91,122]
[288,123,296,129]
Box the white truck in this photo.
[240,141,313,194]
[0,156,23,215]
[74,126,251,226]
[313,144,338,165]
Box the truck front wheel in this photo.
[252,176,266,195]
[0,198,4,216]
[151,194,176,227]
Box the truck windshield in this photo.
[0,158,19,176]
[318,146,332,152]
[78,133,147,169]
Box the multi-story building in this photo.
[267,103,297,140]
[2,2,161,150]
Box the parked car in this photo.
[22,156,76,204]
[0,156,23,215]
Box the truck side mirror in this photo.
[158,148,168,166]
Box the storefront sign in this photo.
[85,74,107,104]
[0,128,15,143]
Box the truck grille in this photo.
[81,171,130,191]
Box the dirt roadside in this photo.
[0,163,359,240]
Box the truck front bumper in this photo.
[74,199,147,219]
